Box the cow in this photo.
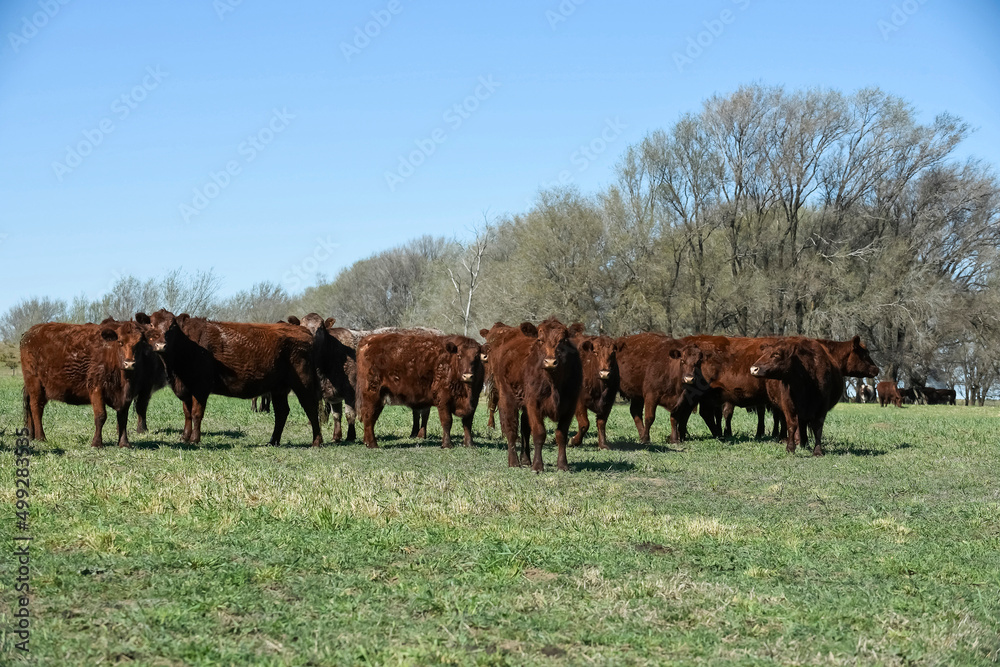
[251,394,272,413]
[355,332,485,449]
[287,315,437,442]
[614,332,708,444]
[480,322,524,431]
[139,310,324,446]
[876,381,903,407]
[749,338,843,456]
[923,387,957,405]
[859,383,876,404]
[21,320,154,448]
[487,318,582,472]
[100,316,167,434]
[567,323,620,450]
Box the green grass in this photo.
[1,373,998,666]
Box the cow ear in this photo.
[446,341,459,354]
[580,340,593,352]
[287,315,301,326]
[852,335,862,349]
[325,317,336,330]
[176,314,189,328]
[519,322,538,338]
[479,328,490,339]
[568,322,585,337]
[135,312,150,325]
[669,349,681,359]
[100,327,119,342]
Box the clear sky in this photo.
[1,0,998,313]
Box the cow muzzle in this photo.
[749,366,761,376]
[543,358,558,369]
[462,373,474,384]
[123,360,136,371]
[154,342,166,352]
[682,375,695,384]
[598,370,610,380]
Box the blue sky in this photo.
[1,0,998,313]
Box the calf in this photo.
[750,338,843,455]
[480,322,524,431]
[488,319,581,471]
[102,316,166,434]
[568,324,620,449]
[617,333,709,444]
[355,332,485,449]
[140,310,323,446]
[21,321,153,447]
[877,381,903,407]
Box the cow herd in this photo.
[20,309,918,467]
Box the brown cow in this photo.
[100,316,167,434]
[355,332,485,449]
[289,315,437,442]
[616,333,715,444]
[750,338,843,455]
[140,310,323,446]
[487,319,582,472]
[568,324,620,450]
[21,320,153,447]
[876,381,903,407]
[480,322,524,431]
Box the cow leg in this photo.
[411,408,429,439]
[292,388,324,447]
[811,419,825,456]
[554,413,572,472]
[595,406,611,450]
[268,391,290,446]
[90,391,107,448]
[754,405,766,439]
[261,394,271,412]
[784,411,799,454]
[135,390,151,434]
[642,396,657,444]
[499,393,521,467]
[695,398,721,439]
[438,407,453,449]
[345,403,357,442]
[328,399,344,442]
[526,405,547,472]
[722,402,735,438]
[629,396,647,443]
[251,397,258,412]
[180,396,194,443]
[461,413,474,447]
[570,403,589,447]
[670,400,694,443]
[116,404,131,448]
[410,409,421,438]
[190,394,208,444]
[487,386,498,430]
[28,391,46,442]
[361,398,383,449]
[518,409,532,467]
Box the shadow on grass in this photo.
[572,460,637,473]
[604,440,686,454]
[130,438,236,451]
[825,441,914,457]
[155,427,248,439]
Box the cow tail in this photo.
[22,384,31,432]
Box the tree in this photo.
[0,297,67,342]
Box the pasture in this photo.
[0,373,998,666]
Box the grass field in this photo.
[1,373,998,666]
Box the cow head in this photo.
[676,344,708,389]
[445,337,485,388]
[749,342,800,379]
[140,309,183,354]
[531,318,571,371]
[103,322,149,374]
[479,343,490,364]
[580,335,617,382]
[845,335,880,378]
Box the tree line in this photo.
[4,84,999,402]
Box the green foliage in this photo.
[1,375,998,665]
